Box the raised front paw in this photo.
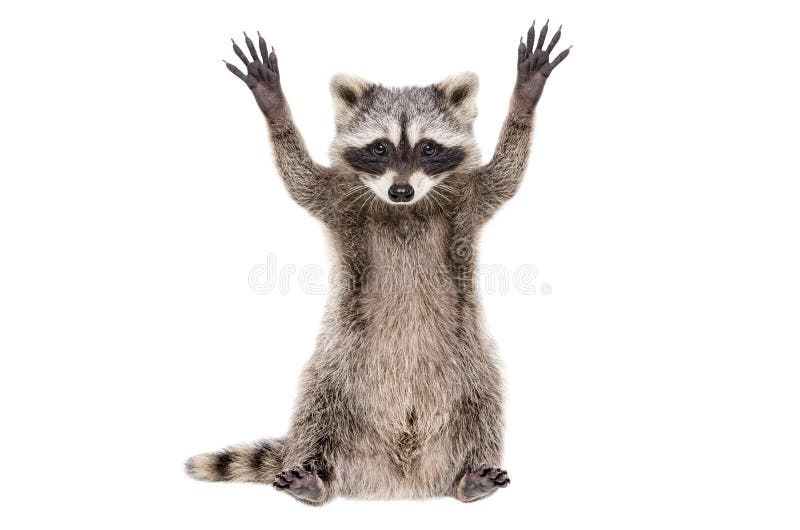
[224,32,286,121]
[274,465,328,504]
[456,465,511,502]
[515,20,571,109]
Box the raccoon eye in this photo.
[372,141,388,156]
[421,142,436,157]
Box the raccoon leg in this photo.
[225,33,334,222]
[184,438,285,483]
[274,368,347,505]
[449,386,508,502]
[470,20,570,221]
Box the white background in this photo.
[1,0,798,528]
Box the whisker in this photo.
[432,195,445,213]
[358,189,375,216]
[431,188,452,204]
[341,184,368,201]
[348,188,369,214]
[427,189,446,213]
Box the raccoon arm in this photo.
[469,19,571,219]
[472,100,535,217]
[266,111,333,222]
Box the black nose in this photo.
[388,184,415,203]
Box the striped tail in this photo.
[185,438,285,483]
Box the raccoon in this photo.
[185,20,570,505]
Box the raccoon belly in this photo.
[331,409,462,499]
[335,217,463,497]
[357,216,461,425]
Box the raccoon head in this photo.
[328,72,481,206]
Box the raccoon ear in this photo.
[330,73,371,121]
[436,71,479,121]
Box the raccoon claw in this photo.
[456,466,510,502]
[225,32,285,120]
[274,466,327,504]
[514,19,570,109]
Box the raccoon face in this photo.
[329,72,482,205]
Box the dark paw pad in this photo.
[459,466,510,501]
[274,466,325,503]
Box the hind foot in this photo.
[274,466,328,505]
[455,465,510,502]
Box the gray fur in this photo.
[188,28,563,502]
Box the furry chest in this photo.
[360,217,458,360]
[352,216,460,430]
